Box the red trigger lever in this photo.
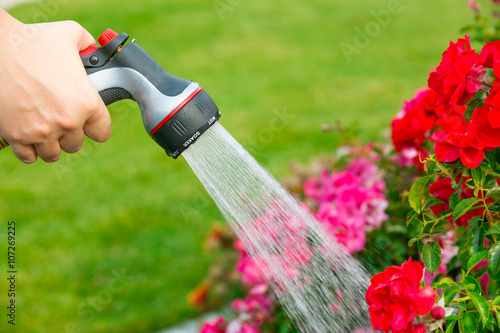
[79,29,120,56]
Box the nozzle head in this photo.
[150,88,221,158]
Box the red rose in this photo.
[430,106,500,168]
[391,89,438,152]
[429,175,492,227]
[366,259,437,333]
[478,40,500,68]
[428,35,486,109]
[484,52,500,127]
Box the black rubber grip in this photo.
[99,88,134,106]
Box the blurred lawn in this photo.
[0,0,472,332]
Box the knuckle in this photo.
[63,20,82,32]
[56,115,78,132]
[32,124,52,139]
[81,95,101,114]
[9,132,24,143]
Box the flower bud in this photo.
[414,323,427,333]
[431,306,446,320]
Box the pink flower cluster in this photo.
[305,158,388,253]
[200,293,273,333]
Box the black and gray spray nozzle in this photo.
[79,29,221,158]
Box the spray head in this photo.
[80,29,221,158]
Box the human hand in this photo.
[0,10,110,163]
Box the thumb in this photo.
[71,22,96,52]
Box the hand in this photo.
[0,11,110,163]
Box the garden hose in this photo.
[0,29,221,158]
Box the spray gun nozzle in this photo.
[80,29,221,158]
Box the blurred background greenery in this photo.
[0,0,474,332]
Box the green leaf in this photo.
[444,285,462,305]
[469,225,485,256]
[486,189,500,199]
[486,225,500,236]
[464,99,483,122]
[422,241,441,275]
[434,277,458,289]
[467,250,489,272]
[409,175,433,214]
[406,210,420,227]
[459,241,471,269]
[446,313,459,321]
[446,320,457,333]
[417,239,424,253]
[430,226,448,235]
[489,267,500,281]
[483,175,499,189]
[472,167,483,184]
[464,276,483,295]
[450,191,461,211]
[469,293,492,328]
[454,198,482,222]
[408,233,427,247]
[459,312,478,333]
[468,216,483,229]
[493,295,500,305]
[488,242,500,275]
[425,199,446,209]
[458,268,468,284]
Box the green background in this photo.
[0,0,473,332]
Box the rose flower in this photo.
[366,259,437,333]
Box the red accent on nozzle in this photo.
[79,45,99,56]
[98,29,119,47]
[149,87,204,136]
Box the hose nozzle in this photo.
[81,29,221,158]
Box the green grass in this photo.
[0,0,471,332]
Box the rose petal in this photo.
[401,259,423,290]
[489,107,500,128]
[434,143,460,162]
[415,286,437,315]
[459,148,484,168]
[392,307,408,331]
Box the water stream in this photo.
[183,123,371,332]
